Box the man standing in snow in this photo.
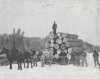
[93,49,100,68]
[40,54,45,67]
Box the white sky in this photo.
[0,0,100,45]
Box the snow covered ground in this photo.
[0,53,99,79]
[0,63,99,79]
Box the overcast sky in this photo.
[0,0,100,45]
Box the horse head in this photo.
[0,47,9,55]
[31,49,36,55]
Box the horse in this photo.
[0,47,23,70]
[22,49,37,68]
[40,49,54,67]
[22,51,32,68]
[31,49,43,67]
[70,50,82,66]
[70,51,80,66]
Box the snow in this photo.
[0,52,99,79]
[0,63,99,79]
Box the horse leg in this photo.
[31,60,33,68]
[17,61,20,70]
[20,62,22,70]
[27,62,29,68]
[84,58,87,67]
[41,61,44,67]
[33,61,35,66]
[9,61,12,69]
[31,62,33,68]
[34,61,36,67]
[24,62,25,68]
[49,59,52,66]
[41,59,44,67]
[84,58,88,67]
[18,60,22,70]
[27,59,29,68]
[81,56,83,66]
[32,58,34,68]
[23,60,26,68]
[81,57,84,67]
[36,61,37,67]
[85,60,88,67]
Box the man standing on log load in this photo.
[52,21,57,35]
[52,21,57,55]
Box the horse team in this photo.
[0,46,100,70]
[0,47,40,70]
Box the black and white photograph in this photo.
[0,0,100,79]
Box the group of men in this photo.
[40,48,100,68]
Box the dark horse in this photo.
[22,49,42,68]
[70,50,87,67]
[22,50,36,68]
[0,47,23,70]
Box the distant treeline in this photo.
[0,28,100,53]
[0,28,46,51]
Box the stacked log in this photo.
[45,31,84,56]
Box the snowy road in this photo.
[0,64,99,79]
